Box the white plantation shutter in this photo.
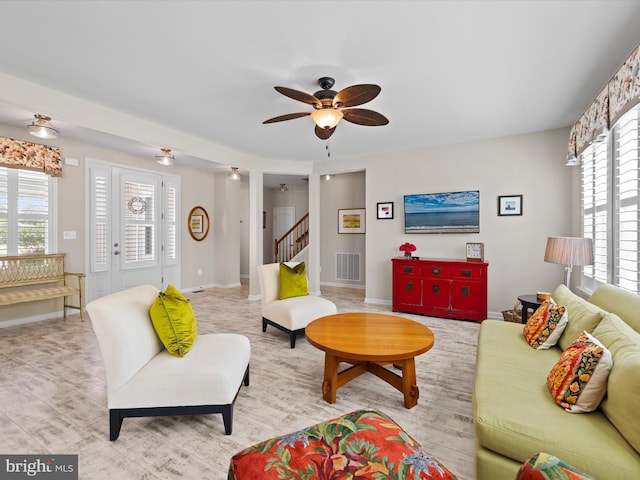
[91,167,110,272]
[0,167,55,255]
[164,180,178,264]
[581,104,640,294]
[123,180,155,267]
[614,105,640,291]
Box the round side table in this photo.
[517,294,543,324]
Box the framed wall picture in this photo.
[498,195,523,216]
[377,201,394,219]
[188,206,210,241]
[338,208,366,234]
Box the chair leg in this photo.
[262,317,268,332]
[290,332,296,348]
[109,410,123,441]
[243,365,250,386]
[222,405,233,435]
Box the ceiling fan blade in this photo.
[342,108,389,126]
[333,84,381,108]
[274,86,322,107]
[263,112,311,124]
[315,125,336,140]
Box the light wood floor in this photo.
[0,284,479,479]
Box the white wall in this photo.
[317,127,575,317]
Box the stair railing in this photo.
[274,213,309,263]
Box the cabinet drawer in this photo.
[450,265,483,279]
[394,263,421,276]
[421,264,450,278]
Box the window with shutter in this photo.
[0,167,55,256]
[581,104,640,294]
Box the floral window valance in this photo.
[569,44,640,160]
[0,136,62,177]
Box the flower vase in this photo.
[404,252,412,259]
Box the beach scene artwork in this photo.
[404,190,480,234]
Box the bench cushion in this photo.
[0,285,78,305]
[229,409,457,479]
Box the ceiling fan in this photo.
[263,76,389,140]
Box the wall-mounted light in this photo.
[155,148,175,166]
[322,174,335,181]
[28,114,59,139]
[227,167,242,180]
[278,184,288,192]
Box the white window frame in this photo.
[0,167,58,256]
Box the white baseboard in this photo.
[320,281,365,290]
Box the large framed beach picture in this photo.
[338,208,366,234]
[404,190,480,234]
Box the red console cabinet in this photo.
[392,257,488,322]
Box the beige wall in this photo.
[320,171,366,287]
[316,127,576,317]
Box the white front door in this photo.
[87,160,179,301]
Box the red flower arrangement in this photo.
[399,242,417,258]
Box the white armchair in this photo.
[257,262,337,348]
[86,285,250,440]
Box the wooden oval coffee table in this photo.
[305,312,434,408]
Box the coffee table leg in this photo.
[322,353,338,404]
[402,358,419,408]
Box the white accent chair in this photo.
[257,262,337,348]
[86,285,250,440]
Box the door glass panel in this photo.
[123,181,155,264]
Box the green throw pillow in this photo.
[279,262,309,300]
[552,284,604,351]
[149,285,197,357]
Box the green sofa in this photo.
[473,284,640,480]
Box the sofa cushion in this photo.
[592,312,640,454]
[547,331,612,413]
[278,262,309,300]
[552,284,604,351]
[523,300,568,349]
[589,284,640,334]
[516,452,597,480]
[149,284,197,357]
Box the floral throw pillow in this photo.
[547,331,613,413]
[516,452,597,479]
[523,300,568,349]
[228,409,457,480]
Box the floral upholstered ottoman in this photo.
[228,409,457,479]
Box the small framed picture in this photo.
[190,215,204,233]
[338,208,366,234]
[377,202,394,219]
[498,195,523,216]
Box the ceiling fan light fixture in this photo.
[156,148,175,166]
[228,167,242,180]
[28,114,59,139]
[310,108,343,129]
[323,174,335,181]
[278,183,288,192]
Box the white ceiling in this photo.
[0,0,639,186]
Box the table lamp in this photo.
[544,236,593,287]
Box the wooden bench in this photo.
[0,253,85,321]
